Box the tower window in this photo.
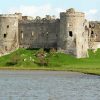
[21,31,23,39]
[69,31,73,37]
[4,34,7,38]
[46,32,48,36]
[21,33,23,39]
[89,24,91,28]
[91,31,94,35]
[21,31,23,33]
[67,23,72,27]
[91,31,94,37]
[32,31,34,36]
[7,25,9,28]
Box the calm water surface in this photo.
[0,71,100,100]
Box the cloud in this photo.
[88,9,98,15]
[3,5,100,21]
[5,4,64,18]
[85,9,100,21]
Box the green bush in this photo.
[6,52,21,66]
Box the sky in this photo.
[0,0,99,21]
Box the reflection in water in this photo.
[0,71,100,100]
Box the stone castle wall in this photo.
[89,21,100,42]
[0,14,18,56]
[0,8,100,58]
[19,17,60,49]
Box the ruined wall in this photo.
[89,21,100,42]
[15,13,22,20]
[59,8,89,58]
[0,8,99,58]
[19,17,60,49]
[0,14,18,56]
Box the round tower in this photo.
[58,8,89,58]
[0,14,19,56]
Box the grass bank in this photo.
[0,48,100,75]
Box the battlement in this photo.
[60,8,85,17]
[20,15,57,21]
[19,15,60,24]
[0,14,18,18]
[66,8,75,13]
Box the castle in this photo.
[0,8,100,58]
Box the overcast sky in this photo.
[0,0,99,21]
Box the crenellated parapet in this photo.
[21,15,56,20]
[19,15,60,24]
[0,14,18,17]
[60,8,85,18]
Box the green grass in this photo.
[0,48,100,75]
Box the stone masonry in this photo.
[0,14,18,56]
[0,8,100,58]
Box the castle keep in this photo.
[0,8,100,58]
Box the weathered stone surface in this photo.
[0,8,100,58]
[89,21,100,42]
[19,18,60,49]
[0,14,18,56]
[59,8,89,58]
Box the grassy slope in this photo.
[0,48,100,75]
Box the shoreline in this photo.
[0,49,100,76]
[0,67,100,76]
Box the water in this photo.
[0,71,100,100]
